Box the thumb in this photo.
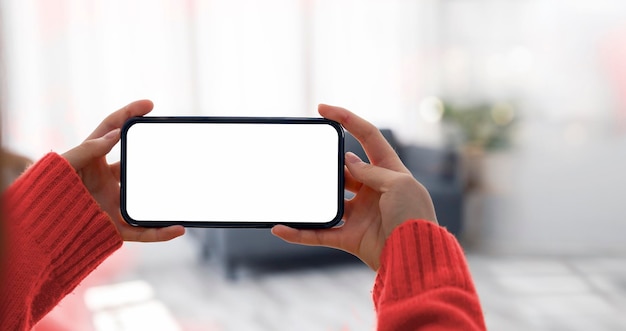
[63,128,121,170]
[344,152,404,193]
[271,224,344,249]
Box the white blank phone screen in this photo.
[123,122,341,224]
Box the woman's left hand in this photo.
[62,100,185,242]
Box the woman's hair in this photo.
[0,148,32,273]
[0,148,4,277]
[1,12,6,273]
[1,149,31,189]
[0,148,4,276]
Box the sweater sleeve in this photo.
[373,220,486,331]
[0,153,123,331]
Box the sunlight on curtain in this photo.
[313,0,415,126]
[312,0,441,143]
[0,0,428,159]
[193,0,305,117]
[1,0,197,158]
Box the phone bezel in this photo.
[120,116,345,229]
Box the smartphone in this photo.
[120,117,345,228]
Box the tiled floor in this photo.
[83,235,626,331]
[467,255,626,330]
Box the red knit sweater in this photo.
[0,153,123,330]
[0,153,485,330]
[374,220,486,330]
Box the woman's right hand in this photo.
[62,100,185,242]
[272,104,437,271]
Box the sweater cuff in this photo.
[5,152,123,289]
[372,220,474,310]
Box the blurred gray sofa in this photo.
[191,129,464,278]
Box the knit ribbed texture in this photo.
[373,220,486,330]
[1,153,123,331]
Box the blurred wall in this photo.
[439,0,626,255]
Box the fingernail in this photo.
[104,128,121,139]
[345,152,363,164]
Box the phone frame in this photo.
[120,116,345,229]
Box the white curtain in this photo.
[1,0,435,159]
